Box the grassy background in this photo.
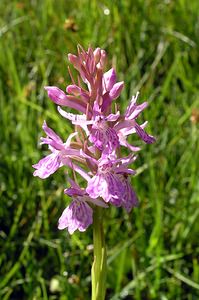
[0,0,199,299]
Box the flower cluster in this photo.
[33,46,155,234]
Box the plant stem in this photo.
[92,206,107,300]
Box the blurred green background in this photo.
[0,0,199,299]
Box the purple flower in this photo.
[32,121,80,179]
[118,175,138,212]
[114,92,156,145]
[58,180,108,234]
[90,125,119,153]
[103,68,117,92]
[58,200,93,234]
[86,155,138,211]
[101,68,124,111]
[44,86,88,114]
[58,107,120,154]
[89,113,120,153]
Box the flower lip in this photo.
[58,199,93,234]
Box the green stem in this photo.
[92,206,107,300]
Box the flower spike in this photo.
[33,46,155,234]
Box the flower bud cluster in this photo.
[33,46,155,234]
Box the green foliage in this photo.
[0,0,199,299]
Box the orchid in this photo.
[58,179,108,234]
[86,154,138,211]
[33,46,155,300]
[33,121,80,179]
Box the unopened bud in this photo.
[109,81,124,99]
[68,54,80,70]
[44,86,68,105]
[94,47,101,64]
[66,85,81,96]
[99,49,107,69]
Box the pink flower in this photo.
[32,121,79,179]
[114,92,156,145]
[58,107,120,154]
[89,113,120,153]
[58,200,93,234]
[44,86,88,114]
[58,180,108,234]
[86,155,138,211]
[101,68,124,112]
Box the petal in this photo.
[99,49,107,69]
[45,87,87,113]
[64,187,83,197]
[88,171,122,205]
[118,133,141,152]
[66,84,82,96]
[64,177,85,197]
[113,153,137,166]
[58,200,93,234]
[122,180,138,212]
[86,175,108,199]
[33,153,60,179]
[42,121,63,144]
[94,47,101,64]
[57,107,92,134]
[130,91,140,106]
[74,202,93,232]
[109,81,124,100]
[118,121,148,136]
[105,111,120,122]
[41,121,64,150]
[58,107,84,122]
[125,92,140,116]
[89,128,104,150]
[44,86,69,105]
[126,102,148,120]
[106,173,123,205]
[84,196,109,208]
[114,120,135,132]
[72,164,91,181]
[106,128,120,150]
[103,68,117,92]
[134,123,156,144]
[101,92,112,112]
[116,167,136,175]
[68,54,81,70]
[66,85,89,102]
[68,177,84,191]
[58,206,73,230]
